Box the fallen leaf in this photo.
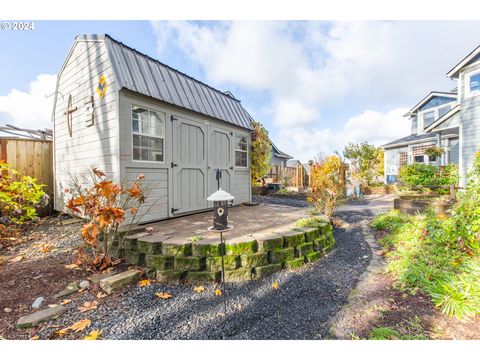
[145,227,154,232]
[78,301,98,313]
[214,289,222,296]
[48,304,59,308]
[155,292,173,300]
[237,304,242,310]
[30,335,40,340]
[64,263,80,269]
[96,292,107,299]
[40,244,53,253]
[3,307,12,313]
[71,319,91,333]
[138,279,151,287]
[272,281,280,290]
[217,312,225,317]
[55,319,92,336]
[83,329,102,340]
[10,255,24,263]
[193,286,205,293]
[61,299,72,305]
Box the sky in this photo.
[1,20,480,162]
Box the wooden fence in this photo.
[268,164,309,188]
[0,138,53,211]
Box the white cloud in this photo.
[150,21,480,159]
[276,107,410,162]
[0,73,57,130]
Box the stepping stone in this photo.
[16,305,66,329]
[53,282,79,299]
[31,297,44,309]
[89,271,118,284]
[99,269,142,294]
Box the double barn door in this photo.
[171,116,234,215]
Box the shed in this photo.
[52,34,253,222]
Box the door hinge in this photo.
[171,115,177,121]
[171,208,179,214]
[229,166,234,170]
[171,162,178,168]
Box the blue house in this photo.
[383,45,480,186]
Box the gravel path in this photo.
[38,195,393,340]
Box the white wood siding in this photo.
[54,39,118,211]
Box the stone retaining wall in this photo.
[113,222,335,284]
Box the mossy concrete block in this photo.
[240,253,268,268]
[225,240,257,256]
[145,254,174,270]
[295,242,313,257]
[16,305,66,329]
[137,239,162,255]
[99,269,142,294]
[313,235,327,251]
[156,270,186,284]
[192,242,223,257]
[317,222,333,235]
[323,233,336,252]
[224,268,253,282]
[306,250,322,263]
[268,247,295,264]
[162,242,192,256]
[285,258,305,269]
[122,250,145,266]
[299,227,320,243]
[174,256,205,271]
[254,264,282,278]
[280,230,305,248]
[121,237,137,250]
[206,255,239,271]
[251,233,283,252]
[186,271,221,283]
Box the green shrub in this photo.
[399,163,459,189]
[370,210,412,232]
[0,161,47,225]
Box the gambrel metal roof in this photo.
[83,34,253,130]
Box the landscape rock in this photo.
[79,280,90,289]
[90,271,118,284]
[99,269,142,294]
[31,297,44,309]
[53,281,79,299]
[16,305,66,329]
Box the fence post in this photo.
[450,184,455,200]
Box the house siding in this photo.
[53,39,119,212]
[459,61,480,185]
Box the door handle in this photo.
[229,166,233,170]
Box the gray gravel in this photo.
[36,195,393,340]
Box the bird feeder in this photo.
[207,188,234,231]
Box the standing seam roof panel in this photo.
[104,35,252,130]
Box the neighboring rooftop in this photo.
[270,138,293,159]
[76,34,253,130]
[0,124,52,140]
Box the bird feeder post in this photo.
[207,187,234,320]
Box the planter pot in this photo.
[394,195,455,216]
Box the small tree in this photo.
[308,155,346,217]
[343,142,383,185]
[66,168,146,270]
[250,121,272,186]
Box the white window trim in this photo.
[465,68,480,99]
[417,104,453,134]
[234,133,248,168]
[131,104,166,163]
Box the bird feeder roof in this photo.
[207,188,235,201]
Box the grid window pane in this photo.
[235,151,247,167]
[235,134,247,151]
[423,110,436,128]
[132,106,165,162]
[438,105,451,118]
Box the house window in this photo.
[422,110,436,128]
[438,105,451,118]
[132,106,165,162]
[469,72,480,95]
[235,134,248,167]
[414,155,425,163]
[428,155,437,163]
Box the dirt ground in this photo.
[330,227,480,340]
[0,217,88,339]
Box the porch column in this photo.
[436,132,441,166]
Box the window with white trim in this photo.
[468,72,480,96]
[235,134,248,167]
[132,106,165,162]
